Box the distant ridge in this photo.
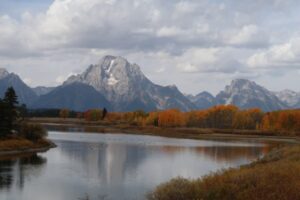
[33,82,111,111]
[187,91,216,110]
[1,57,300,112]
[189,79,297,111]
[0,68,38,105]
[215,79,286,111]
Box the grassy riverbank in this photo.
[147,145,300,200]
[0,137,55,156]
[0,122,56,156]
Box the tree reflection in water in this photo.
[0,132,275,200]
[0,154,47,190]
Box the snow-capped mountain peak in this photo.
[65,55,145,93]
[64,55,195,111]
[275,89,300,107]
[216,79,286,111]
[225,79,267,94]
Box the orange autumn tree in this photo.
[276,111,298,131]
[185,110,207,127]
[84,109,102,121]
[233,108,263,130]
[261,110,300,132]
[145,112,159,126]
[158,109,186,127]
[205,105,238,129]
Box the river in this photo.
[0,131,273,200]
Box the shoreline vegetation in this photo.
[29,115,300,200]
[29,117,300,143]
[0,137,56,156]
[0,87,55,157]
[147,145,300,200]
[28,105,300,137]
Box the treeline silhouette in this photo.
[26,108,78,118]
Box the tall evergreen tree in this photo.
[2,87,19,134]
[0,99,10,137]
[4,87,18,108]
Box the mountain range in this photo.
[0,56,299,112]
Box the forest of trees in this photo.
[52,105,300,133]
[147,106,300,132]
[79,105,299,133]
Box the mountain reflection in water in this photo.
[0,132,274,200]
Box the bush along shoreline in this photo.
[147,144,300,200]
[0,87,55,156]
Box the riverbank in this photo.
[29,117,300,200]
[147,144,300,200]
[29,117,300,144]
[0,137,56,157]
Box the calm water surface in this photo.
[0,131,273,200]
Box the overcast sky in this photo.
[1,0,300,95]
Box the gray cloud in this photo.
[0,0,300,94]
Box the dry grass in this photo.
[148,145,300,200]
[0,137,53,151]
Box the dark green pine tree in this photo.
[4,87,18,108]
[3,87,19,134]
[0,99,10,137]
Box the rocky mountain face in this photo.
[215,79,286,111]
[33,83,111,111]
[0,68,38,105]
[187,91,217,109]
[32,86,55,96]
[1,57,300,112]
[275,90,300,108]
[64,56,196,111]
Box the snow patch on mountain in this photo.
[107,75,119,86]
[275,89,300,108]
[64,55,196,111]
